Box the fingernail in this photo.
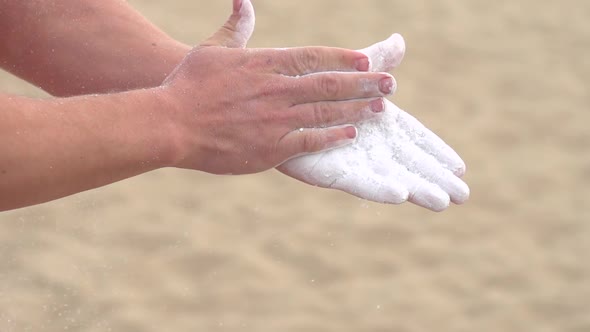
[355,56,370,72]
[379,76,395,95]
[370,98,385,113]
[344,125,357,139]
[234,0,243,12]
[326,126,357,150]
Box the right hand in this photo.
[158,0,396,175]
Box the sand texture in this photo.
[0,1,589,331]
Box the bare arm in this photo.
[0,0,371,97]
[0,38,392,211]
[0,0,395,211]
[0,89,175,210]
[0,0,190,96]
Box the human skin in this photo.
[192,2,470,211]
[0,0,189,96]
[280,35,470,212]
[0,0,395,211]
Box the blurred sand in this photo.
[0,1,589,331]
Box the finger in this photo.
[395,140,470,205]
[200,0,255,48]
[408,179,451,212]
[277,125,358,161]
[276,152,327,185]
[270,47,371,76]
[387,100,467,177]
[287,72,395,105]
[278,146,409,204]
[380,159,450,211]
[287,98,385,129]
[400,109,467,177]
[330,172,410,204]
[358,33,406,72]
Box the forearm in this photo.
[0,0,398,212]
[0,0,190,96]
[0,90,176,211]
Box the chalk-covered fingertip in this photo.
[429,194,451,212]
[453,161,466,178]
[388,33,405,49]
[358,33,407,71]
[409,185,451,212]
[390,187,410,205]
[387,33,406,67]
[451,181,470,205]
[240,0,254,16]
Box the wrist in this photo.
[144,85,190,169]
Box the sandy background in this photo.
[1,0,589,331]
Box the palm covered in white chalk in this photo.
[209,0,469,212]
[280,35,470,211]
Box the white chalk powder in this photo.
[280,34,470,212]
[225,2,469,211]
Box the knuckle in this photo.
[312,103,331,126]
[244,52,265,70]
[260,78,289,98]
[256,79,275,98]
[243,49,274,71]
[276,109,295,127]
[274,79,294,97]
[355,100,372,119]
[221,23,238,35]
[299,48,321,73]
[263,55,274,68]
[316,75,341,97]
[302,133,322,152]
[306,49,322,72]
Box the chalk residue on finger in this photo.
[235,0,256,48]
[280,33,470,212]
[359,33,406,72]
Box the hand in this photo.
[279,35,470,212]
[159,0,395,175]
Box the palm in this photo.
[278,35,469,212]
[209,0,469,212]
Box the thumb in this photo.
[200,0,256,48]
[359,33,406,72]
